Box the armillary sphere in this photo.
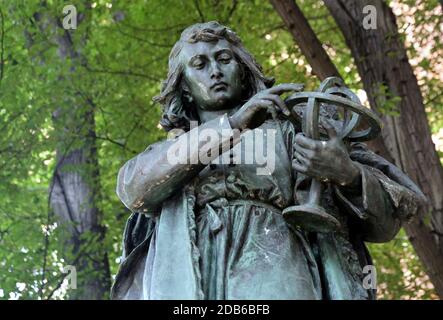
[282,77,382,233]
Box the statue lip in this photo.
[210,81,228,90]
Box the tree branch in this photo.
[269,0,340,80]
[194,0,205,23]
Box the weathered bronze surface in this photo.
[111,21,424,300]
[283,76,382,233]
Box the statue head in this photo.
[154,21,274,131]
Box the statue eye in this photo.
[218,53,232,64]
[191,58,205,69]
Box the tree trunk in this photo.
[269,0,392,159]
[272,0,443,297]
[269,0,340,80]
[50,106,111,300]
[323,0,443,297]
[47,17,111,299]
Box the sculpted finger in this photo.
[251,99,272,112]
[294,133,321,151]
[256,99,273,107]
[262,94,291,116]
[293,150,310,166]
[267,83,304,96]
[323,118,338,139]
[255,99,277,118]
[292,161,307,174]
[294,144,315,159]
[266,104,278,119]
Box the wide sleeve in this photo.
[116,114,234,214]
[333,143,424,243]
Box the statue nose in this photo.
[210,64,223,80]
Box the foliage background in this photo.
[0,0,441,299]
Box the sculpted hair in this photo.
[153,21,275,132]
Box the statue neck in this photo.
[197,105,240,124]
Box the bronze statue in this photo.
[110,21,424,300]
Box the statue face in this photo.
[180,39,244,111]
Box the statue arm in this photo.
[334,163,401,242]
[334,144,422,243]
[116,114,235,214]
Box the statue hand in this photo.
[292,120,360,187]
[228,83,303,130]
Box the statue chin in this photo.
[199,96,239,112]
